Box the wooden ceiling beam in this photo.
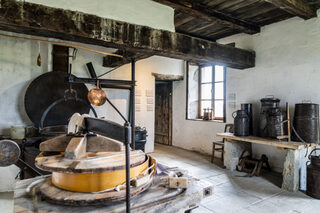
[153,0,260,34]
[264,0,316,19]
[0,0,255,69]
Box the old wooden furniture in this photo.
[211,124,233,163]
[217,132,317,192]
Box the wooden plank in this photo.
[35,150,146,173]
[65,137,87,159]
[217,133,317,150]
[0,0,255,69]
[153,0,260,34]
[40,135,123,152]
[264,0,316,19]
[152,73,183,81]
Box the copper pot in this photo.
[88,81,106,106]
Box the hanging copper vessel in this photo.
[88,81,106,106]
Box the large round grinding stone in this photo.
[0,140,20,167]
[24,71,90,128]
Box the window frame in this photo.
[198,65,226,121]
[185,61,226,122]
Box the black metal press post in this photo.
[125,58,135,213]
[131,59,136,150]
[124,122,131,213]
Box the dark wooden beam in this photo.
[103,50,152,68]
[153,0,260,34]
[0,0,255,69]
[264,0,316,19]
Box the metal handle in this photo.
[40,97,98,129]
[308,148,320,160]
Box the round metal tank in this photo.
[259,96,280,137]
[266,108,284,139]
[241,103,253,135]
[307,149,320,199]
[233,110,249,136]
[293,103,319,143]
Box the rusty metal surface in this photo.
[0,139,20,167]
[24,71,90,127]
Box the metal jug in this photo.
[233,110,249,136]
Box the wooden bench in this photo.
[217,133,317,192]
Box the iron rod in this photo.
[67,76,134,86]
[131,59,136,151]
[100,84,132,90]
[124,122,131,213]
[105,97,128,123]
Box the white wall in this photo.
[173,13,320,173]
[24,0,175,32]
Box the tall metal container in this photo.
[241,103,253,135]
[293,103,319,143]
[266,108,284,139]
[259,96,280,137]
[233,110,249,136]
[307,148,320,199]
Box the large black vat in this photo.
[233,110,249,136]
[307,148,320,199]
[266,108,284,139]
[293,103,319,143]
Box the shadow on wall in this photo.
[0,81,33,135]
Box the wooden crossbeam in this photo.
[264,0,317,19]
[153,0,260,34]
[0,0,255,69]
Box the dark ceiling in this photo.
[156,0,320,41]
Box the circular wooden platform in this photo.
[35,150,146,173]
[39,177,153,206]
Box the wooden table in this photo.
[217,133,317,192]
[14,174,212,213]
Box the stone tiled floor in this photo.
[1,144,319,213]
[151,144,320,213]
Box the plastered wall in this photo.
[173,12,320,173]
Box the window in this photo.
[186,62,226,121]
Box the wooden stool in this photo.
[211,124,233,163]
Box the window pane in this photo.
[214,82,224,99]
[201,84,212,99]
[201,101,212,116]
[215,65,224,82]
[214,100,224,118]
[201,66,212,83]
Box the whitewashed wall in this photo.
[173,13,320,172]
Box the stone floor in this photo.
[0,144,319,213]
[150,144,320,213]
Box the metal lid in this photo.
[260,97,280,103]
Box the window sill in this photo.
[186,118,225,123]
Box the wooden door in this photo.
[155,81,172,145]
